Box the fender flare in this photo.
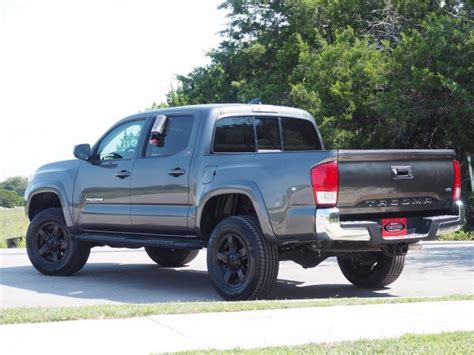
[196,181,277,244]
[25,182,74,227]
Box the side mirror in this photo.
[73,144,91,161]
[149,115,168,147]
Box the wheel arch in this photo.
[26,185,73,227]
[196,182,277,244]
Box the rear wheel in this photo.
[337,252,405,288]
[207,216,279,301]
[26,208,90,276]
[145,247,199,267]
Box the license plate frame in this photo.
[381,217,408,237]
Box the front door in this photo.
[74,118,146,232]
[130,114,198,235]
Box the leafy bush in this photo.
[0,176,28,197]
[439,229,474,241]
[0,189,23,208]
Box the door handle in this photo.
[115,170,131,179]
[168,167,186,177]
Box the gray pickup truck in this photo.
[25,104,465,300]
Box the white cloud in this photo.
[0,0,224,180]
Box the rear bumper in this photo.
[315,200,465,244]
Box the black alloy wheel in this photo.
[34,221,69,264]
[207,215,279,301]
[145,247,199,267]
[215,233,250,287]
[337,252,405,288]
[26,208,90,276]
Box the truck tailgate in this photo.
[337,150,456,215]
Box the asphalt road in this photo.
[0,243,473,308]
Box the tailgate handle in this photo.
[391,166,413,179]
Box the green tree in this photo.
[154,0,473,160]
[381,13,474,155]
[0,188,23,208]
[0,176,28,197]
[115,130,140,153]
[290,28,389,149]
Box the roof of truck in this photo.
[127,103,312,121]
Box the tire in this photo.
[145,247,199,267]
[26,208,90,276]
[207,215,279,301]
[337,252,405,288]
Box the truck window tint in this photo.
[214,117,256,152]
[255,117,281,150]
[97,120,145,161]
[145,116,194,158]
[282,118,322,151]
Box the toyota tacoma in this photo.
[25,104,465,300]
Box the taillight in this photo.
[311,161,339,207]
[453,159,461,200]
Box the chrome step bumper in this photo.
[315,200,465,244]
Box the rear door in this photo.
[337,150,456,215]
[129,113,199,235]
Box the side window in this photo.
[145,116,195,158]
[281,117,322,151]
[213,117,256,153]
[255,117,281,150]
[97,120,145,161]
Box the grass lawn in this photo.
[0,294,472,325]
[0,207,28,248]
[173,331,474,354]
[438,229,474,241]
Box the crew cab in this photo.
[25,104,465,300]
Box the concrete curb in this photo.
[422,240,474,245]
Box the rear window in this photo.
[213,116,322,153]
[281,117,322,151]
[255,117,281,150]
[213,117,256,152]
[145,116,194,158]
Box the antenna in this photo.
[248,98,262,105]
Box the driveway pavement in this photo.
[0,242,473,308]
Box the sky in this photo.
[0,0,224,181]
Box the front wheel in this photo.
[26,208,90,276]
[337,252,405,288]
[207,216,279,301]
